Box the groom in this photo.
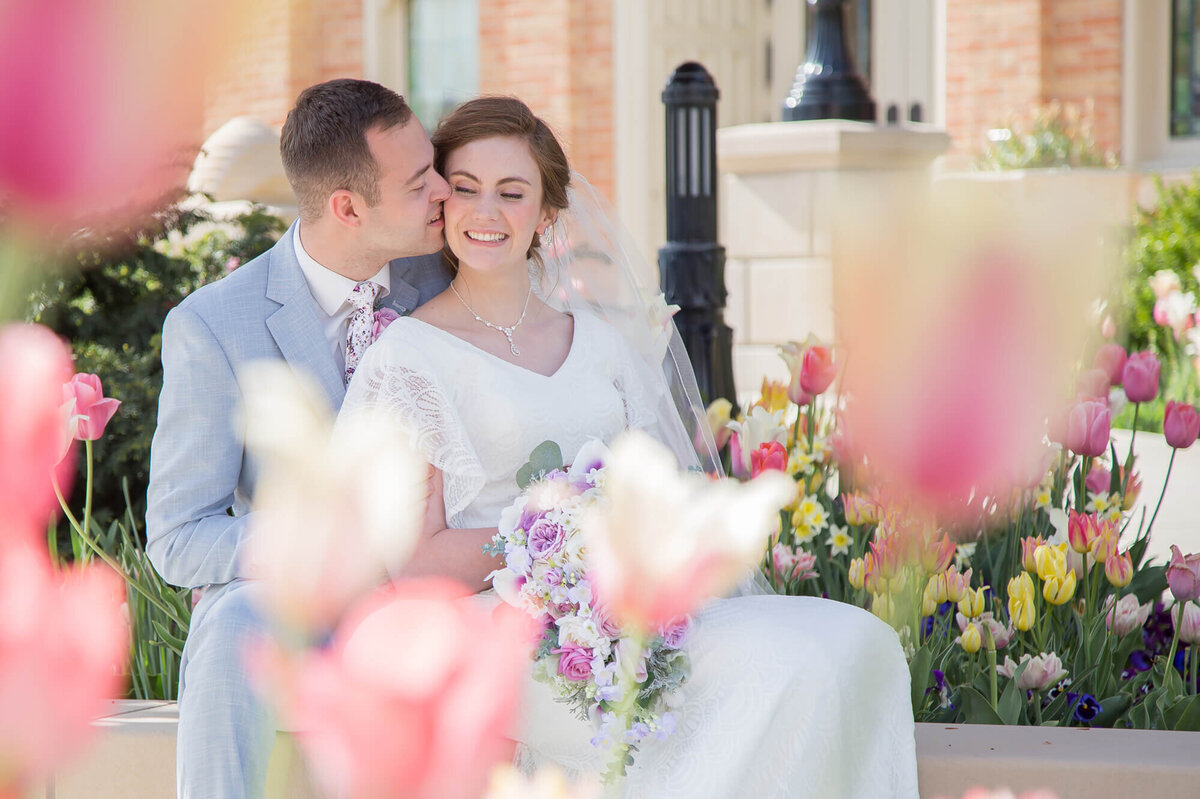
[146,79,452,798]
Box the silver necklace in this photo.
[449,281,532,356]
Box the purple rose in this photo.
[527,518,565,558]
[658,616,690,649]
[372,307,400,339]
[553,644,594,682]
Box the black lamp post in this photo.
[658,62,737,409]
[783,0,876,122]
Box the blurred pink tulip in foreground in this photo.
[0,543,129,795]
[252,579,534,799]
[1064,400,1111,458]
[584,431,793,630]
[0,324,76,537]
[0,0,242,231]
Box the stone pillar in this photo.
[716,120,950,398]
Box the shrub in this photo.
[975,101,1118,171]
[26,203,285,532]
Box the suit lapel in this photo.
[264,224,346,408]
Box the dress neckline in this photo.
[403,312,580,380]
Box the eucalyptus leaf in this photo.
[515,440,564,489]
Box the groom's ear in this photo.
[328,190,363,228]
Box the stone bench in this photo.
[25,701,1200,798]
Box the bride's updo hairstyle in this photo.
[432,96,571,271]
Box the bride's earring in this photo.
[541,220,555,246]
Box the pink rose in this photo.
[61,373,121,441]
[1122,351,1161,403]
[1163,400,1200,449]
[590,603,622,639]
[553,644,594,682]
[1064,400,1110,457]
[799,345,837,396]
[1166,545,1200,603]
[372,308,400,339]
[657,616,690,649]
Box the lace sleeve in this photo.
[338,329,486,525]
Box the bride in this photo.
[341,96,919,798]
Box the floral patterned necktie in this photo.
[344,280,381,384]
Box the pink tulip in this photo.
[1085,463,1111,496]
[0,324,77,537]
[1067,510,1100,555]
[1121,351,1161,403]
[770,544,818,583]
[1103,594,1152,637]
[1163,401,1200,449]
[1100,314,1117,340]
[779,341,814,406]
[0,544,129,796]
[1166,545,1200,603]
[749,441,788,477]
[996,651,1068,692]
[0,0,237,231]
[1064,400,1110,457]
[1174,601,1200,646]
[1075,368,1110,401]
[799,345,837,396]
[61,374,121,441]
[253,579,535,799]
[1153,298,1169,327]
[1105,551,1134,588]
[1093,343,1126,385]
[728,432,748,480]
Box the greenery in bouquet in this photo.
[712,336,1200,730]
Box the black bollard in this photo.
[782,0,876,122]
[658,62,737,411]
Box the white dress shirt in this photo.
[293,222,391,376]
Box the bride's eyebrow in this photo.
[448,170,531,186]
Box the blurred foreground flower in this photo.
[239,362,425,637]
[933,789,1058,799]
[0,543,129,796]
[0,0,243,232]
[0,323,75,536]
[835,174,1113,523]
[585,431,793,629]
[253,579,534,799]
[482,764,601,799]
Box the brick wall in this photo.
[945,0,1122,161]
[478,0,614,201]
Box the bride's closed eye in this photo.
[453,185,476,195]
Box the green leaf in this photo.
[909,646,932,713]
[1089,694,1132,728]
[958,685,1005,725]
[1165,694,1200,731]
[151,620,187,657]
[1128,565,1167,605]
[515,440,564,489]
[997,664,1026,725]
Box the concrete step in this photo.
[29,701,1200,798]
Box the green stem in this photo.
[53,477,187,629]
[983,625,999,711]
[1145,448,1177,542]
[82,440,95,564]
[602,627,649,784]
[1165,615,1183,693]
[1032,691,1043,725]
[1190,641,1198,696]
[1121,403,1140,496]
[1076,455,1093,513]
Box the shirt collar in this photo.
[293,222,391,317]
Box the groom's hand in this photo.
[421,464,447,537]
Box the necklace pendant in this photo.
[510,343,521,356]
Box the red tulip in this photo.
[1093,343,1127,385]
[1122,351,1161,403]
[0,324,76,537]
[61,374,121,441]
[253,579,535,799]
[0,544,129,796]
[1163,400,1200,449]
[1064,400,1110,457]
[799,345,837,396]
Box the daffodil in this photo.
[827,525,851,557]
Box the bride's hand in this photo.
[421,464,447,537]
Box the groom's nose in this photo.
[430,171,451,203]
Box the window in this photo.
[406,0,478,129]
[1172,0,1200,137]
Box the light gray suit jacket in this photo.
[146,222,451,589]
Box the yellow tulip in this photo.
[959,622,982,654]
[958,586,987,619]
[1042,570,1077,606]
[1034,543,1069,583]
[1007,572,1037,632]
[922,577,939,616]
[848,557,866,591]
[1105,551,1133,589]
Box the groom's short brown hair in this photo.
[281,79,414,220]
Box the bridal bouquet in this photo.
[484,439,691,775]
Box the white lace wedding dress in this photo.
[343,311,920,799]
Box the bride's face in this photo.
[442,135,554,274]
